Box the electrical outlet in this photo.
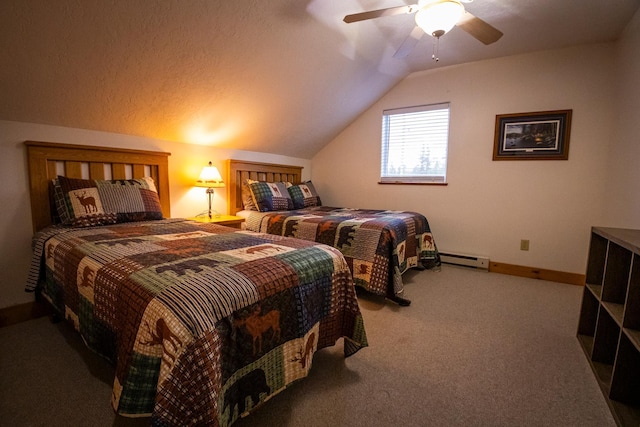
[520,239,530,251]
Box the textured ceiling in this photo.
[1,0,639,158]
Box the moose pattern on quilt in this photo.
[242,207,440,300]
[27,219,367,426]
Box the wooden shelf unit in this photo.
[577,227,640,426]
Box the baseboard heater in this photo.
[439,251,489,270]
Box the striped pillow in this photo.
[241,179,258,211]
[53,176,163,227]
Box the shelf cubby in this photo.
[586,232,608,286]
[592,307,620,367]
[577,287,598,338]
[610,333,640,405]
[623,255,640,331]
[602,242,632,305]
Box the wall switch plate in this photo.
[520,239,530,251]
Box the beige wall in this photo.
[605,9,640,228]
[312,43,619,276]
[0,120,310,309]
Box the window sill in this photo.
[378,181,448,186]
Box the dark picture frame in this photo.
[493,109,572,160]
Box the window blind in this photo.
[380,102,450,183]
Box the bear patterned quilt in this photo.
[26,219,368,426]
[242,207,441,305]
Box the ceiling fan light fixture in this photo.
[415,0,465,38]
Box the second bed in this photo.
[227,160,441,306]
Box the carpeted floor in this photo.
[0,265,616,426]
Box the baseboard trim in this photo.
[489,261,585,286]
[0,301,51,328]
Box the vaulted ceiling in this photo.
[1,0,638,158]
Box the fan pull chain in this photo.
[432,36,440,62]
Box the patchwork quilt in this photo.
[26,219,367,426]
[242,207,440,303]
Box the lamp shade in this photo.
[415,0,464,38]
[196,162,225,188]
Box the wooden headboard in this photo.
[25,141,171,232]
[226,160,303,215]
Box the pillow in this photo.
[248,181,293,212]
[241,179,258,211]
[48,179,62,224]
[53,175,163,227]
[288,181,322,209]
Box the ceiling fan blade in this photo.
[343,4,418,23]
[393,26,425,58]
[456,11,503,45]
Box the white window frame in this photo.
[380,102,450,184]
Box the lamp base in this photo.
[205,187,219,219]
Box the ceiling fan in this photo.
[343,0,503,60]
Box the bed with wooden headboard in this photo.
[227,158,441,306]
[226,159,303,215]
[25,140,171,232]
[23,142,367,426]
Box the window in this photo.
[380,102,450,184]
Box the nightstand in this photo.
[188,215,245,229]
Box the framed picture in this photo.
[493,110,572,160]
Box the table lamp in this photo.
[195,161,225,218]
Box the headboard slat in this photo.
[89,162,105,180]
[112,163,126,180]
[151,168,161,190]
[66,161,83,178]
[46,160,57,180]
[133,164,145,179]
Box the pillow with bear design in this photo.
[287,181,322,209]
[248,181,294,212]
